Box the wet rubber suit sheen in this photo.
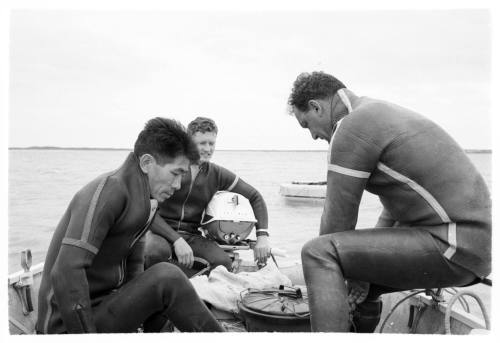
[145,162,268,271]
[301,94,491,331]
[36,153,223,333]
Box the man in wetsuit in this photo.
[36,118,224,333]
[288,71,491,332]
[144,117,271,273]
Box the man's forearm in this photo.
[51,265,97,333]
[149,215,182,243]
[231,179,269,233]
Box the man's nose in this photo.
[172,176,182,190]
[311,131,318,140]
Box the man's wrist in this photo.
[173,237,184,246]
[256,229,269,237]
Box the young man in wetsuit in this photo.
[36,118,224,333]
[288,72,491,332]
[144,117,271,273]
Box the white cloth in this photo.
[190,263,292,313]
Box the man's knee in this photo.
[150,262,188,284]
[301,235,340,264]
[189,238,232,270]
[209,254,232,271]
[144,234,173,268]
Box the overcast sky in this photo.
[8,9,492,150]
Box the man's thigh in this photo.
[92,263,180,333]
[182,233,231,268]
[321,227,475,290]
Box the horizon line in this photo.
[8,146,493,153]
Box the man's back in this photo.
[328,98,491,277]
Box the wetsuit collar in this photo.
[198,161,209,173]
[337,88,353,113]
[328,89,352,159]
[330,88,352,138]
[128,152,152,199]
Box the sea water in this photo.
[8,150,491,273]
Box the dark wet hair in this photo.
[288,71,346,113]
[134,117,199,165]
[187,117,218,136]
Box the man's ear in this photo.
[308,100,322,114]
[139,154,155,174]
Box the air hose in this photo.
[378,290,426,333]
[379,288,490,334]
[444,290,490,334]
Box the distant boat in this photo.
[279,181,327,199]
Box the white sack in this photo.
[190,262,292,313]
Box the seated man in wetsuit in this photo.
[287,72,491,332]
[144,117,271,272]
[36,118,224,333]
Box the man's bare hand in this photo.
[173,238,194,268]
[253,235,271,264]
[347,279,370,311]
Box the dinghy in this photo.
[8,248,491,334]
[279,181,327,199]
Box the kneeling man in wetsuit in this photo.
[36,118,223,333]
[288,72,491,332]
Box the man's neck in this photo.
[329,95,347,126]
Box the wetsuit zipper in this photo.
[177,165,199,230]
[117,259,126,287]
[117,201,158,288]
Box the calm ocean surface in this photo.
[8,150,491,273]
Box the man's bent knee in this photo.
[145,234,173,269]
[301,235,340,264]
[210,254,232,271]
[150,262,188,283]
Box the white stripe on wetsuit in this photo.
[226,176,240,191]
[327,88,351,164]
[337,88,353,112]
[62,177,108,254]
[328,164,371,179]
[328,89,371,179]
[377,162,457,259]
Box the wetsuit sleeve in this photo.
[216,164,240,191]
[320,127,382,235]
[231,178,269,234]
[125,235,145,282]
[50,177,126,333]
[149,214,182,243]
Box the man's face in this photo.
[144,155,190,202]
[191,131,217,162]
[292,105,332,142]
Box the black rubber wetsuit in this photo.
[301,94,491,331]
[36,153,222,333]
[145,162,268,271]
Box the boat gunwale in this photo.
[9,262,44,285]
[409,294,488,330]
